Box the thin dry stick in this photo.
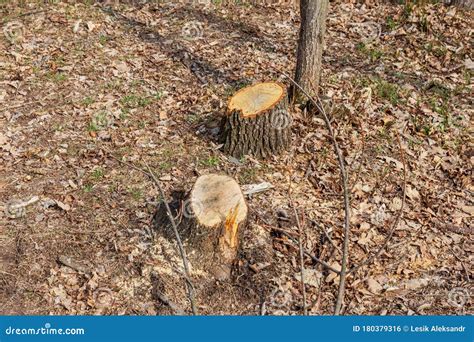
[349,132,366,194]
[310,219,342,254]
[155,291,185,315]
[144,161,197,315]
[0,92,73,113]
[277,229,341,274]
[347,134,406,275]
[287,154,307,315]
[294,207,307,315]
[105,150,197,314]
[278,69,350,315]
[1,9,48,24]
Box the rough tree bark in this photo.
[220,82,291,159]
[154,174,248,280]
[447,0,474,8]
[292,0,329,102]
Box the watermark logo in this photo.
[93,288,114,307]
[350,22,381,43]
[182,198,203,219]
[448,287,470,308]
[5,323,85,336]
[3,21,24,43]
[5,200,26,218]
[182,21,203,40]
[268,287,293,308]
[90,112,115,130]
[271,109,293,130]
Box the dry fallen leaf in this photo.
[367,278,383,294]
[72,19,82,33]
[294,268,323,288]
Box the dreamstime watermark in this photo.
[4,196,39,219]
[182,21,203,40]
[447,287,470,308]
[182,198,203,219]
[93,287,114,307]
[4,323,85,336]
[269,287,293,308]
[350,22,381,43]
[3,21,24,43]
[5,200,26,218]
[271,109,293,130]
[90,112,115,130]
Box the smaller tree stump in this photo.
[154,174,248,280]
[220,82,292,159]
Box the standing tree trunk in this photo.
[448,0,474,8]
[220,82,291,159]
[154,174,248,280]
[292,0,329,102]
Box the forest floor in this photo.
[0,0,472,315]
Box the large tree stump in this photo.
[154,174,248,280]
[220,82,291,159]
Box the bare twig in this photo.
[449,246,471,282]
[286,142,308,315]
[264,224,298,237]
[310,219,342,254]
[294,207,307,315]
[349,132,366,194]
[1,9,48,24]
[144,161,197,315]
[347,134,406,275]
[276,229,341,274]
[57,255,91,274]
[104,150,197,315]
[155,291,185,315]
[278,70,350,315]
[0,92,73,113]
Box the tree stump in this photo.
[154,174,248,280]
[220,82,291,159]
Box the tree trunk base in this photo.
[154,174,248,280]
[220,82,292,159]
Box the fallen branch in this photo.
[1,9,48,24]
[310,219,342,254]
[294,207,307,315]
[278,70,350,315]
[57,255,91,274]
[276,228,341,274]
[288,167,307,315]
[0,92,73,113]
[347,134,406,275]
[154,291,185,315]
[105,150,197,315]
[144,161,198,314]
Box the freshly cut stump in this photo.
[220,82,291,159]
[154,174,248,280]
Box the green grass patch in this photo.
[356,42,383,62]
[200,156,219,167]
[129,187,143,200]
[91,168,104,181]
[374,79,400,105]
[48,72,67,83]
[82,96,95,106]
[88,112,112,132]
[386,16,398,30]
